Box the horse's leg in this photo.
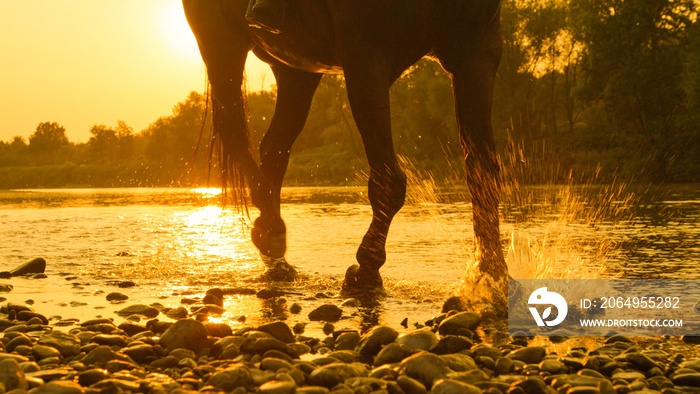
[184,1,286,278]
[255,65,322,280]
[437,17,508,290]
[340,57,407,295]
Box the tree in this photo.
[88,124,118,163]
[29,122,69,153]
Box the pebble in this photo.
[116,304,159,318]
[308,304,343,322]
[437,311,481,335]
[1,292,699,394]
[158,319,209,353]
[395,328,438,351]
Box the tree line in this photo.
[1,0,698,188]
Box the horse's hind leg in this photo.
[437,14,508,290]
[340,57,407,295]
[254,65,322,280]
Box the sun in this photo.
[156,1,201,63]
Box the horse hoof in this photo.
[259,256,298,282]
[340,264,385,298]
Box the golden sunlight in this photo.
[156,1,200,63]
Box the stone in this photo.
[334,331,361,351]
[78,368,110,387]
[307,362,369,388]
[106,292,128,301]
[513,377,549,394]
[396,328,438,351]
[356,325,398,361]
[259,380,296,394]
[6,335,33,352]
[165,306,189,319]
[90,334,128,348]
[158,319,209,353]
[430,335,473,355]
[117,280,136,288]
[11,257,46,276]
[0,358,27,391]
[397,375,428,394]
[32,380,84,394]
[437,311,481,335]
[495,357,514,375]
[374,343,412,367]
[206,367,254,391]
[400,351,453,389]
[122,344,156,363]
[240,337,299,359]
[117,322,148,336]
[38,330,81,357]
[539,359,564,374]
[32,345,62,360]
[507,346,547,364]
[439,353,477,372]
[289,303,302,314]
[205,322,233,338]
[16,311,49,325]
[431,378,481,394]
[611,371,646,381]
[0,283,13,292]
[308,304,343,322]
[116,304,159,318]
[672,372,700,387]
[258,321,295,343]
[624,352,660,371]
[82,346,135,368]
[446,369,489,385]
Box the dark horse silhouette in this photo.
[183,0,508,296]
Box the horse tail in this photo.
[183,0,256,213]
[211,82,252,212]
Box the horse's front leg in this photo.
[253,65,322,280]
[340,58,407,296]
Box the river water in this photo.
[0,185,698,337]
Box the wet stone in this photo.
[38,330,81,357]
[400,351,452,389]
[334,331,360,351]
[206,367,254,391]
[396,328,438,351]
[116,304,159,318]
[106,292,128,302]
[437,311,481,336]
[0,358,28,391]
[121,344,156,364]
[258,321,295,343]
[430,335,473,355]
[82,346,135,368]
[431,378,481,394]
[31,380,84,394]
[90,334,128,348]
[158,319,209,353]
[611,371,646,382]
[165,306,189,319]
[397,375,428,394]
[374,343,412,367]
[439,353,477,372]
[507,346,547,364]
[445,368,489,385]
[117,280,136,288]
[307,362,369,388]
[356,325,398,361]
[289,303,302,314]
[259,380,296,394]
[17,311,48,325]
[32,344,62,360]
[308,304,343,322]
[495,357,515,375]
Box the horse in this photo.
[182,0,508,297]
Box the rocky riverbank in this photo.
[2,294,700,394]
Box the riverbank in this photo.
[3,281,700,393]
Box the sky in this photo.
[0,1,272,143]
